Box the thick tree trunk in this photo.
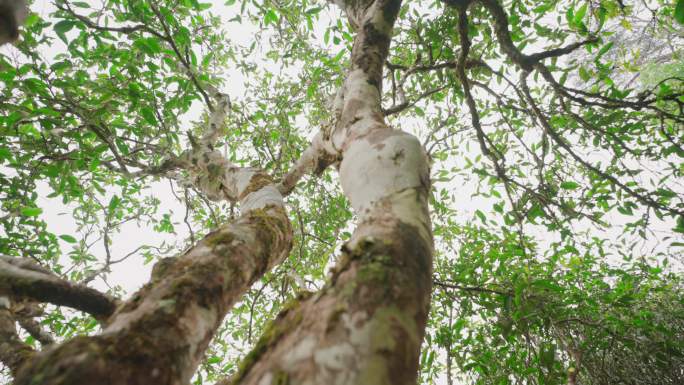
[225,1,433,384]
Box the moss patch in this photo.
[238,173,275,201]
[228,291,310,385]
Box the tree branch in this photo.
[0,298,34,376]
[0,256,118,321]
[55,1,157,37]
[518,72,684,217]
[17,316,55,346]
[434,279,508,296]
[277,132,338,196]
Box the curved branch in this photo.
[519,72,684,217]
[448,0,684,218]
[0,257,118,321]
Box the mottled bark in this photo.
[228,1,433,384]
[0,298,34,377]
[17,316,55,346]
[12,95,294,385]
[5,1,433,383]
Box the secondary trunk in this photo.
[13,155,293,385]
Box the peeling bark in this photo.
[6,1,434,383]
[13,174,292,385]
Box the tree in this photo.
[0,0,682,384]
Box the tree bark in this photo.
[12,97,294,385]
[0,0,27,45]
[226,1,434,384]
[0,299,34,377]
[7,1,433,384]
[0,257,118,321]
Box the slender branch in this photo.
[434,279,508,296]
[0,257,118,321]
[277,132,338,196]
[383,85,447,116]
[454,6,509,184]
[17,316,55,346]
[149,3,214,111]
[469,0,596,70]
[55,1,159,37]
[519,72,684,217]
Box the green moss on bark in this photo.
[238,173,274,201]
[229,291,311,385]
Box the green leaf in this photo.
[579,66,591,82]
[656,188,677,198]
[264,9,278,25]
[676,0,684,24]
[21,207,43,217]
[60,234,78,243]
[53,20,75,44]
[532,279,564,293]
[675,216,684,233]
[0,147,11,162]
[108,195,121,215]
[206,356,222,364]
[528,204,545,221]
[596,42,614,60]
[128,83,142,100]
[574,3,588,25]
[560,181,580,190]
[141,107,158,125]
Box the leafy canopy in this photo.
[0,0,683,384]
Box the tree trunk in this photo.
[10,1,433,384]
[223,1,433,384]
